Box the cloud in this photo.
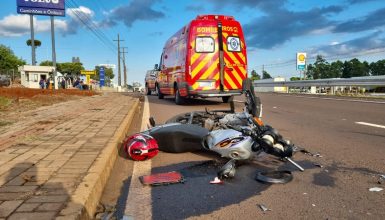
[206,0,287,12]
[62,6,96,35]
[0,14,67,37]
[102,0,165,28]
[333,7,385,33]
[149,31,163,36]
[185,5,205,12]
[243,6,342,49]
[0,6,97,37]
[347,0,380,4]
[310,32,385,57]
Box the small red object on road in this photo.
[140,171,184,186]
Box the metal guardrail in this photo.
[253,76,385,87]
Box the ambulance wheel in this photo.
[222,96,233,103]
[145,84,151,95]
[157,85,164,99]
[175,87,185,105]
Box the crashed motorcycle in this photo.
[126,79,304,180]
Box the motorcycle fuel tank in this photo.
[203,129,254,160]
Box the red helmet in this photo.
[124,133,159,161]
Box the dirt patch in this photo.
[0,87,98,126]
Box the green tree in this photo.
[342,58,369,78]
[342,61,352,78]
[290,77,301,81]
[39,60,53,66]
[250,69,261,80]
[350,58,369,77]
[262,70,272,79]
[313,55,331,79]
[59,62,84,75]
[305,64,315,79]
[93,66,115,85]
[370,59,385,76]
[329,60,343,78]
[0,45,26,70]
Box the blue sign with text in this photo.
[17,0,65,17]
[100,67,105,87]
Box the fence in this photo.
[0,69,19,82]
[253,76,385,94]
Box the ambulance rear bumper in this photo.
[190,90,242,97]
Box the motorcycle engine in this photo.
[203,129,254,160]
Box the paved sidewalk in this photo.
[0,92,139,219]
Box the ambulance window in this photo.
[226,36,241,52]
[195,37,214,53]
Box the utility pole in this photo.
[121,47,128,88]
[113,34,124,87]
[262,64,264,78]
[30,15,36,65]
[51,16,57,89]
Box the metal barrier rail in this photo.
[253,76,385,87]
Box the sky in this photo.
[1,0,385,85]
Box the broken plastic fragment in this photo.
[313,163,323,168]
[140,171,184,186]
[369,187,383,192]
[210,177,224,184]
[258,204,271,212]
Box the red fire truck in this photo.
[154,15,248,104]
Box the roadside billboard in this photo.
[17,0,65,16]
[296,52,306,70]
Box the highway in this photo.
[103,93,385,219]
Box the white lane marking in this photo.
[355,122,385,129]
[233,100,244,103]
[124,96,152,219]
[281,94,385,104]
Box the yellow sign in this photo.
[86,75,90,84]
[81,70,96,75]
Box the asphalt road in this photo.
[103,93,385,220]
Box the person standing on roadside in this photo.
[61,78,66,89]
[46,78,50,89]
[39,78,45,89]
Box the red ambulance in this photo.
[154,15,248,104]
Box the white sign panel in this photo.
[296,52,306,70]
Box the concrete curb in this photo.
[58,98,140,219]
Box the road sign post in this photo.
[17,0,65,89]
[100,67,105,88]
[296,52,307,80]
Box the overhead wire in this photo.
[65,0,118,54]
[70,0,127,61]
[251,47,385,70]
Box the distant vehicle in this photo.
[0,75,10,87]
[155,15,248,104]
[144,69,159,95]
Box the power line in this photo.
[251,47,385,70]
[66,0,117,54]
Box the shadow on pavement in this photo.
[150,96,223,106]
[149,156,308,220]
[1,162,71,219]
